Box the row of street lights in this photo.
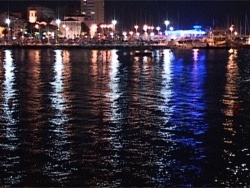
[2,18,172,43]
[4,16,240,43]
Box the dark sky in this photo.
[1,0,250,30]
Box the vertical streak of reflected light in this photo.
[159,49,174,123]
[50,50,68,125]
[107,49,123,167]
[108,50,120,122]
[221,49,240,184]
[1,50,21,185]
[3,50,18,137]
[193,49,199,62]
[44,50,71,183]
[222,49,239,118]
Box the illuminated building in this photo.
[61,17,82,38]
[164,25,206,40]
[80,0,104,24]
[27,5,55,23]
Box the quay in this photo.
[1,43,249,50]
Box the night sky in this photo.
[1,0,250,30]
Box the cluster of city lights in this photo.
[3,14,243,45]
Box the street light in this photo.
[122,31,127,40]
[56,19,61,43]
[35,24,40,41]
[143,24,148,32]
[156,26,160,35]
[229,25,233,39]
[164,20,170,33]
[129,31,133,40]
[134,25,139,33]
[5,18,11,43]
[111,19,117,32]
[164,20,170,27]
[56,19,61,29]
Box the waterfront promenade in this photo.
[1,38,250,50]
[0,42,243,50]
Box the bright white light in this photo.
[143,25,148,31]
[164,20,170,26]
[56,19,61,25]
[111,20,117,25]
[5,18,10,25]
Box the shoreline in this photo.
[1,44,250,50]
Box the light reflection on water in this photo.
[0,48,250,186]
[0,50,22,185]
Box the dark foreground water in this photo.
[0,48,250,187]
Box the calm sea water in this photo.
[0,48,250,187]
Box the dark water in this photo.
[0,48,250,187]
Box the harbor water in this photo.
[0,48,250,186]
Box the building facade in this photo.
[80,0,104,24]
[27,5,55,23]
[60,17,82,39]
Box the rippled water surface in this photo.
[0,48,250,186]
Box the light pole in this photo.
[143,24,148,31]
[164,20,170,33]
[122,31,127,41]
[35,24,40,42]
[143,24,148,39]
[134,25,138,33]
[129,31,133,40]
[5,18,11,43]
[229,25,233,39]
[56,19,61,43]
[156,26,160,35]
[111,19,117,33]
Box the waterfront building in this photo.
[27,5,55,24]
[60,17,82,38]
[80,0,104,25]
[164,25,206,40]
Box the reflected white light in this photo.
[3,50,17,125]
[159,49,174,123]
[50,50,67,125]
[44,50,71,182]
[2,49,18,155]
[107,49,123,153]
[193,49,199,62]
[107,49,120,121]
